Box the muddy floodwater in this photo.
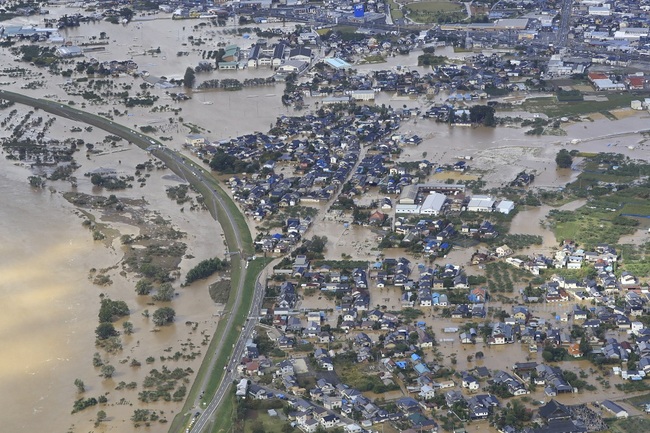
[0,111,224,432]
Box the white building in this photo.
[631,100,643,110]
[496,200,515,214]
[185,134,207,147]
[592,78,626,91]
[277,60,308,74]
[395,204,421,214]
[350,90,376,101]
[601,400,628,418]
[467,195,495,212]
[420,192,447,216]
[56,45,83,58]
[589,5,611,16]
[236,378,248,397]
[419,385,436,400]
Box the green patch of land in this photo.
[547,154,650,248]
[500,234,543,250]
[173,257,271,433]
[320,25,365,41]
[363,54,387,63]
[388,0,404,20]
[208,279,231,304]
[485,261,533,293]
[406,0,463,13]
[337,365,387,392]
[609,417,650,433]
[624,392,650,409]
[242,410,287,433]
[619,243,650,278]
[212,391,291,433]
[405,0,465,24]
[194,257,272,422]
[520,93,641,118]
[549,209,637,248]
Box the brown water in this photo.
[0,113,224,432]
[0,163,110,432]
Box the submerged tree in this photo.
[555,149,573,168]
[183,67,196,88]
[74,378,85,393]
[100,364,115,379]
[96,323,118,340]
[122,321,134,335]
[95,410,107,426]
[152,282,175,302]
[152,307,175,326]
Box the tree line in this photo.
[185,257,229,285]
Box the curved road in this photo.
[0,89,258,433]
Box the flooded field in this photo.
[509,200,588,254]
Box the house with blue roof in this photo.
[414,363,431,375]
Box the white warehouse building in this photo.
[420,192,447,216]
[496,200,515,214]
[467,195,496,212]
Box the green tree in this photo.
[132,409,150,422]
[122,321,134,335]
[183,67,196,88]
[96,323,118,340]
[74,378,85,393]
[497,399,530,429]
[100,364,115,379]
[29,175,46,188]
[119,7,134,21]
[542,347,567,362]
[98,298,129,323]
[152,282,175,302]
[469,105,496,127]
[555,149,573,168]
[152,307,175,326]
[96,410,107,426]
[184,257,228,285]
[579,336,592,356]
[209,151,259,174]
[417,53,446,67]
[135,279,153,295]
[309,235,328,254]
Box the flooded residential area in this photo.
[0,2,650,433]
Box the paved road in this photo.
[556,0,573,48]
[190,267,271,433]
[0,89,263,433]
